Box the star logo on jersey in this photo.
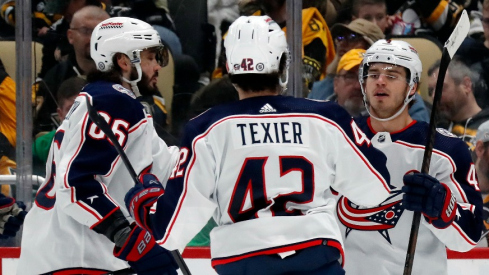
[259,103,276,113]
[337,190,405,244]
[87,195,99,204]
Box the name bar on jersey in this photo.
[236,121,305,146]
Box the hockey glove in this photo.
[0,194,27,239]
[402,173,457,228]
[125,173,164,232]
[114,224,178,275]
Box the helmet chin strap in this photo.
[363,83,415,122]
[122,62,142,97]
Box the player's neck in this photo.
[369,112,413,133]
[238,89,279,99]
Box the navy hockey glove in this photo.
[114,224,178,275]
[0,194,27,239]
[402,173,457,228]
[125,173,164,232]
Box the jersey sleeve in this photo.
[149,121,217,251]
[55,91,147,231]
[327,105,392,207]
[426,140,484,252]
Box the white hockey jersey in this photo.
[333,117,483,275]
[144,95,392,269]
[18,81,179,274]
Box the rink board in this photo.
[1,247,489,274]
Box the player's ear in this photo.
[409,82,417,96]
[116,53,131,71]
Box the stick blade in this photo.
[445,9,470,58]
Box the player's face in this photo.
[355,4,388,32]
[136,49,162,95]
[363,62,412,119]
[334,66,365,116]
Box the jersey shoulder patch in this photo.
[112,84,136,99]
[436,128,458,138]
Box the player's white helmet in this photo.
[359,39,422,121]
[224,15,289,88]
[90,17,168,93]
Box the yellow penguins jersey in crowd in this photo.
[0,65,17,196]
[282,7,335,78]
[0,75,16,148]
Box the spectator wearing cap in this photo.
[329,48,367,117]
[308,18,383,100]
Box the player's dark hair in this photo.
[229,73,281,92]
[229,53,288,92]
[86,53,124,84]
[190,75,238,117]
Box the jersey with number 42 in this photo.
[333,117,483,275]
[146,95,392,267]
[18,81,179,274]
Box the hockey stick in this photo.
[403,10,470,275]
[84,96,192,275]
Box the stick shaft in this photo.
[403,49,450,275]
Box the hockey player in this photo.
[18,17,180,274]
[122,15,392,274]
[333,39,484,274]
